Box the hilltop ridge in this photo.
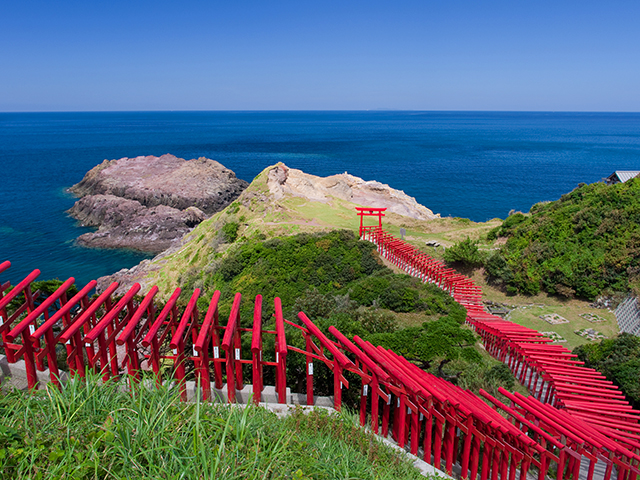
[97,163,449,296]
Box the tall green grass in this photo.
[0,374,429,479]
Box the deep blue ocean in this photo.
[1,111,639,287]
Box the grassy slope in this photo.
[0,375,428,480]
[469,270,618,349]
[143,164,500,298]
[140,164,618,347]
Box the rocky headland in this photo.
[68,154,248,253]
[95,163,440,295]
[266,164,439,220]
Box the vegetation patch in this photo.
[574,333,640,408]
[574,328,606,341]
[0,375,428,480]
[171,229,517,403]
[483,179,640,299]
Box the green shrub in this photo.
[485,180,640,298]
[574,333,640,407]
[222,221,240,243]
[444,237,484,267]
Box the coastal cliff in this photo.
[96,163,441,295]
[266,164,439,220]
[68,154,248,253]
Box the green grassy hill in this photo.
[485,178,640,299]
[139,164,498,299]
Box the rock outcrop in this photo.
[68,154,248,252]
[95,162,440,296]
[267,164,439,220]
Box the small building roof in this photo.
[608,171,640,184]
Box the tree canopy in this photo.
[485,179,640,299]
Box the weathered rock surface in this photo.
[70,195,206,253]
[70,154,248,214]
[96,162,440,296]
[68,154,247,252]
[267,164,439,220]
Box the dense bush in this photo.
[221,221,240,243]
[444,237,485,267]
[574,333,640,408]
[485,180,640,298]
[199,230,424,317]
[177,229,514,402]
[367,317,477,369]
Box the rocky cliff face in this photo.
[267,164,439,220]
[68,154,248,252]
[95,162,441,296]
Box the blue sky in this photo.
[1,0,639,111]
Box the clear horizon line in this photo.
[2,108,640,114]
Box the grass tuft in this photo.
[0,372,430,479]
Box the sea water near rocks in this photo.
[1,111,639,286]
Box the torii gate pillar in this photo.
[355,207,387,237]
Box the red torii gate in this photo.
[6,212,640,480]
[355,207,386,237]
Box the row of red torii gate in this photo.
[0,208,638,480]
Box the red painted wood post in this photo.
[84,284,141,381]
[7,277,77,388]
[470,434,482,480]
[0,269,41,385]
[444,417,456,475]
[433,415,444,470]
[604,458,614,480]
[114,295,137,376]
[204,294,223,391]
[382,393,391,437]
[251,295,263,404]
[274,297,288,404]
[460,427,476,479]
[0,262,12,368]
[423,413,434,463]
[328,326,390,432]
[333,362,344,411]
[497,442,507,480]
[481,439,493,480]
[53,280,91,377]
[23,281,40,372]
[371,376,380,433]
[572,453,582,480]
[222,292,242,403]
[117,286,159,384]
[305,334,314,406]
[452,419,461,468]
[508,451,520,480]
[396,395,407,448]
[169,289,201,401]
[73,295,92,378]
[141,288,181,386]
[404,403,412,448]
[20,327,38,389]
[410,404,420,455]
[59,282,120,380]
[392,396,400,441]
[193,290,221,401]
[298,312,355,412]
[233,321,243,391]
[359,374,368,427]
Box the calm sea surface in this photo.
[1,111,639,286]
